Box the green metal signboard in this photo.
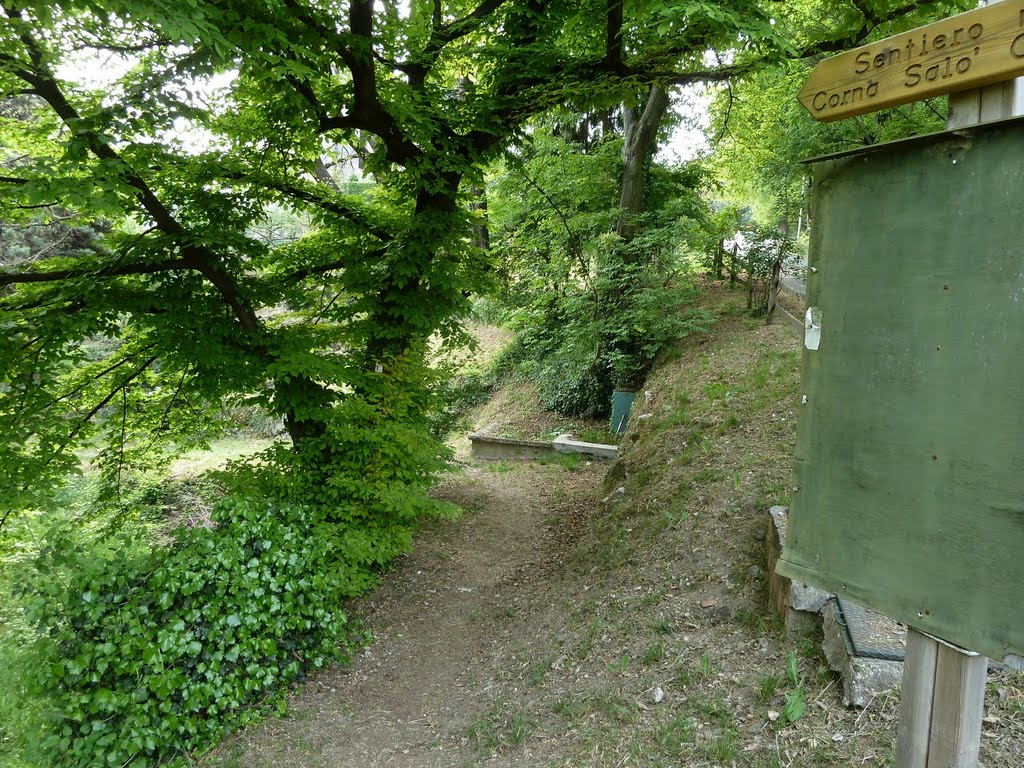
[776,119,1024,667]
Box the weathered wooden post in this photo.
[764,258,782,324]
[745,253,754,310]
[781,5,1024,767]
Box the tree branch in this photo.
[801,0,938,57]
[402,0,511,90]
[281,245,388,284]
[433,0,510,47]
[41,344,159,411]
[65,355,159,444]
[509,157,594,298]
[0,16,268,336]
[310,157,341,192]
[217,169,393,242]
[0,258,194,286]
[605,0,624,69]
[7,201,58,210]
[69,39,170,54]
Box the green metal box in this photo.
[776,119,1024,666]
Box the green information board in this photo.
[776,119,1024,666]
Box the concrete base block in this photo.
[767,506,830,637]
[784,606,824,638]
[822,599,903,707]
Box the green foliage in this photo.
[706,0,977,227]
[773,652,807,728]
[429,365,501,437]
[427,327,519,439]
[19,496,357,767]
[0,0,968,762]
[0,582,42,768]
[0,215,108,266]
[222,354,458,595]
[490,128,714,418]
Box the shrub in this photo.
[537,354,613,420]
[21,496,357,767]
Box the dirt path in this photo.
[212,461,604,768]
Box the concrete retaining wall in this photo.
[468,433,618,461]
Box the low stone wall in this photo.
[467,434,556,460]
[468,433,618,461]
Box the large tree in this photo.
[0,0,944,526]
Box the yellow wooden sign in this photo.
[799,3,1024,121]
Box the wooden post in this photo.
[765,258,782,324]
[745,254,754,310]
[896,28,1020,767]
[729,242,738,284]
[896,630,988,768]
[897,629,939,766]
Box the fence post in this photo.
[746,254,754,310]
[765,258,782,324]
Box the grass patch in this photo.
[674,649,715,688]
[652,715,695,756]
[537,452,583,470]
[640,641,666,665]
[465,703,535,754]
[757,673,784,704]
[168,435,274,478]
[575,426,621,445]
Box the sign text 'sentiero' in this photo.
[799,4,1024,121]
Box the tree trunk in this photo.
[593,85,673,396]
[470,184,490,251]
[616,85,670,247]
[364,173,463,366]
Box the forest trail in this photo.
[208,293,1023,768]
[211,460,605,768]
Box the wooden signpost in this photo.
[784,5,1023,768]
[799,2,1024,121]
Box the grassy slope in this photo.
[460,281,1022,767]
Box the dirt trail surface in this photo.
[211,461,604,768]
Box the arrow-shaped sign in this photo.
[800,3,1024,122]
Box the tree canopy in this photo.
[0,0,949,521]
[0,0,978,763]
[706,0,975,226]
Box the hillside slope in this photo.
[208,283,1022,768]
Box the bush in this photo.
[529,275,713,418]
[20,496,357,767]
[537,354,613,420]
[600,272,712,391]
